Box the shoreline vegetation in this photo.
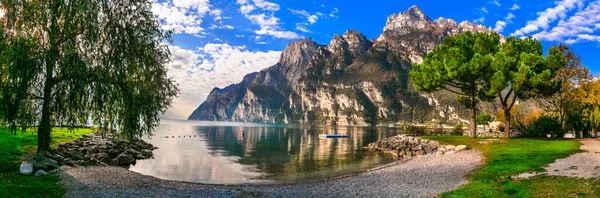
[0,127,92,197]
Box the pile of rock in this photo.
[20,133,156,175]
[366,135,469,158]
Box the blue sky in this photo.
[155,0,600,119]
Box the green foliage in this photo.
[410,32,502,138]
[406,125,426,136]
[0,127,92,197]
[525,116,562,138]
[476,114,493,126]
[451,124,464,136]
[0,0,179,152]
[421,136,581,197]
[487,37,565,137]
[0,127,92,172]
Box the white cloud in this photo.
[210,9,223,21]
[162,44,282,119]
[252,0,280,11]
[240,5,255,14]
[531,0,600,44]
[474,17,486,23]
[505,13,515,22]
[209,23,235,30]
[237,0,301,39]
[512,0,584,36]
[510,4,520,10]
[289,9,325,33]
[494,20,507,32]
[329,8,340,18]
[490,0,501,7]
[478,7,489,14]
[152,0,211,34]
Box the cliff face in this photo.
[188,5,496,126]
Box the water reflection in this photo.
[129,120,402,184]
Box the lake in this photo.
[129,120,404,184]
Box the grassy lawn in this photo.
[421,136,594,197]
[0,127,93,197]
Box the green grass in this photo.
[421,136,585,197]
[0,127,93,197]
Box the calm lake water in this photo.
[129,120,404,184]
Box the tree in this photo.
[485,37,565,138]
[536,44,591,134]
[476,114,493,131]
[0,0,179,153]
[410,32,501,138]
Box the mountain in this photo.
[188,5,497,125]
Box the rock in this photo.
[108,149,121,158]
[96,153,112,165]
[424,145,433,154]
[135,154,146,159]
[113,154,135,166]
[52,154,65,164]
[126,148,141,156]
[446,150,456,155]
[19,161,33,175]
[32,157,58,171]
[455,145,469,152]
[428,141,440,149]
[34,170,48,177]
[445,145,456,152]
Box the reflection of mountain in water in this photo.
[198,125,401,181]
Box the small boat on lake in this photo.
[319,134,349,138]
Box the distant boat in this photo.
[319,134,349,138]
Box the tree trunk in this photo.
[504,109,511,138]
[38,1,59,154]
[470,95,477,139]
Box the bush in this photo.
[406,125,426,136]
[498,123,505,132]
[451,124,463,136]
[433,127,445,135]
[525,116,562,138]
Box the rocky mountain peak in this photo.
[377,5,435,41]
[328,34,347,55]
[279,38,320,68]
[405,5,427,20]
[342,30,372,57]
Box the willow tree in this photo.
[0,0,179,153]
[486,37,565,138]
[410,32,500,138]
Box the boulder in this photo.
[32,157,58,171]
[19,161,33,175]
[108,149,121,158]
[96,153,112,165]
[455,145,469,152]
[135,154,146,160]
[126,148,141,156]
[34,170,48,177]
[113,153,135,166]
[445,145,456,152]
[428,141,440,149]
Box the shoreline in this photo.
[59,150,483,197]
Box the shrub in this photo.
[498,123,505,132]
[451,124,463,136]
[433,127,445,135]
[526,116,562,138]
[406,125,426,136]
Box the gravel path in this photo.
[544,139,600,178]
[518,139,600,179]
[59,150,483,198]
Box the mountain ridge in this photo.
[188,5,497,125]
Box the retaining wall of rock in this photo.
[367,135,469,158]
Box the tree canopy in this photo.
[486,37,565,138]
[410,32,501,138]
[0,0,179,152]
